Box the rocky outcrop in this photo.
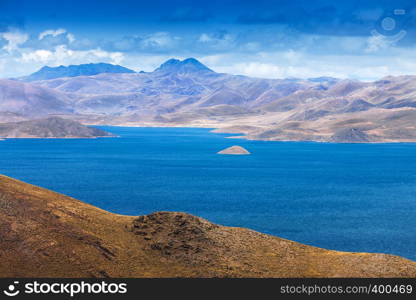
[217,145,250,155]
[329,128,371,143]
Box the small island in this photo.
[217,145,250,155]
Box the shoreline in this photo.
[2,123,416,144]
[0,135,119,139]
[90,123,416,144]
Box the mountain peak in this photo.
[154,58,214,74]
[22,63,136,82]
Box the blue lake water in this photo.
[1,126,416,260]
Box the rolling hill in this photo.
[1,174,416,277]
[0,79,74,117]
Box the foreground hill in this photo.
[0,175,415,277]
[0,117,114,138]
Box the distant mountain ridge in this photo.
[153,58,215,75]
[21,63,136,81]
[4,58,416,143]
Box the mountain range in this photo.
[2,58,416,142]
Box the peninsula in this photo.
[0,117,114,138]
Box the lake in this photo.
[1,126,416,260]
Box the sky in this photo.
[1,0,416,80]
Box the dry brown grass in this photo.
[1,174,415,278]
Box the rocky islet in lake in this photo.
[217,145,250,155]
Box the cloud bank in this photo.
[0,0,415,80]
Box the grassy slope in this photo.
[0,174,415,278]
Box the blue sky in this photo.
[1,0,416,80]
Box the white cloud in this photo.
[365,34,390,53]
[197,32,235,50]
[227,62,284,78]
[20,45,124,66]
[200,50,412,81]
[140,32,179,49]
[89,48,124,64]
[1,26,416,81]
[0,29,125,77]
[1,31,29,52]
[38,28,67,40]
[213,61,325,79]
[243,42,260,52]
[21,49,53,63]
[66,33,75,43]
[38,28,76,44]
[198,33,212,42]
